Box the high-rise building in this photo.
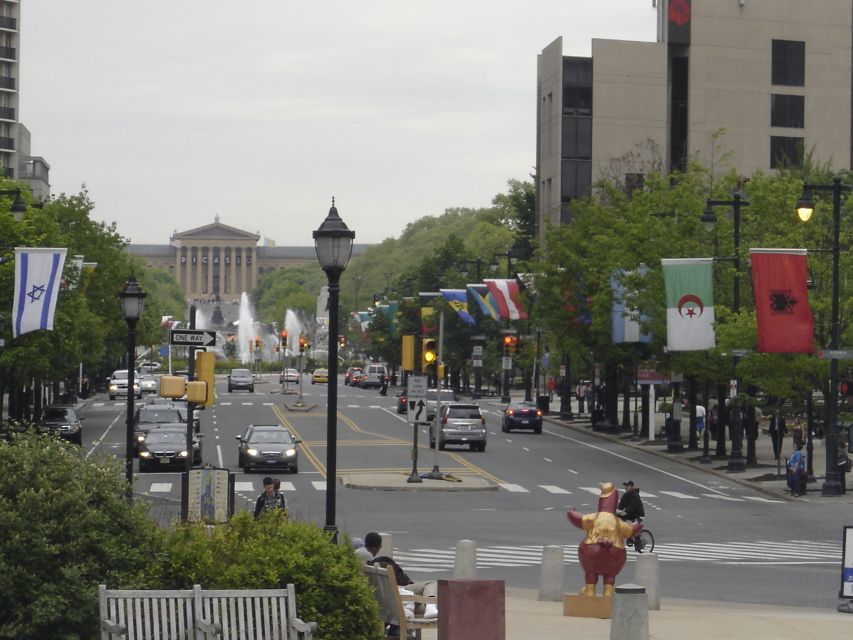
[536,0,853,244]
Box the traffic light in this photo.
[280,329,288,348]
[299,335,307,353]
[501,334,518,354]
[195,351,216,407]
[255,336,261,351]
[338,335,347,349]
[422,338,437,374]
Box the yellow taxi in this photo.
[311,368,329,384]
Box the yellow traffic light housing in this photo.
[195,351,216,407]
[422,338,437,374]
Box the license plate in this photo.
[521,420,529,425]
[160,458,170,464]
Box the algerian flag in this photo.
[662,258,715,351]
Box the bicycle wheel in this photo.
[635,529,655,553]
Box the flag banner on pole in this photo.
[662,257,715,351]
[750,248,813,353]
[611,269,652,344]
[467,284,499,321]
[13,247,68,338]
[419,291,440,334]
[484,278,528,320]
[440,289,476,325]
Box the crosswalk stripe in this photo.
[539,485,571,494]
[149,483,172,493]
[235,482,254,492]
[743,496,784,503]
[701,493,744,501]
[220,402,232,406]
[92,402,104,407]
[658,490,699,499]
[241,402,253,406]
[279,482,296,491]
[579,486,601,495]
[312,481,327,490]
[499,484,529,492]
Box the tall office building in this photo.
[536,0,853,245]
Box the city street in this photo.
[80,373,850,610]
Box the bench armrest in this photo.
[100,618,127,634]
[291,617,318,639]
[195,616,222,636]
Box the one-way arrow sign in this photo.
[170,329,216,347]
[408,399,427,423]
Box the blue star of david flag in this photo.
[13,247,67,338]
[440,289,476,326]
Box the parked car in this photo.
[133,405,183,453]
[236,424,301,473]
[138,374,158,394]
[279,368,300,384]
[430,403,487,451]
[39,404,83,445]
[138,425,202,472]
[311,369,329,384]
[359,364,388,389]
[108,369,141,401]
[344,367,363,386]
[227,368,254,393]
[501,401,543,433]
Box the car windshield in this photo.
[136,409,182,423]
[43,408,74,421]
[249,430,293,444]
[112,370,129,380]
[447,406,481,419]
[145,431,187,445]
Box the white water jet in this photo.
[284,309,304,355]
[237,293,256,364]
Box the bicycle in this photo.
[624,518,655,553]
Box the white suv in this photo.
[360,364,388,389]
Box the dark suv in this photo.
[39,404,83,445]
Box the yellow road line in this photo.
[447,452,505,484]
[272,405,326,475]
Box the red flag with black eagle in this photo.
[750,249,814,353]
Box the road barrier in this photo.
[454,539,477,579]
[538,545,564,601]
[634,552,660,610]
[611,584,648,640]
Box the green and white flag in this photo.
[662,258,715,351]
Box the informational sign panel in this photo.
[502,356,512,371]
[472,345,483,369]
[170,329,216,347]
[183,466,233,523]
[842,526,853,599]
[636,365,669,386]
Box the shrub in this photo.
[0,433,164,639]
[159,511,381,640]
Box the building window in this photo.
[562,57,592,116]
[772,40,805,87]
[770,136,804,168]
[771,94,804,128]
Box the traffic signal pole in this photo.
[428,312,445,480]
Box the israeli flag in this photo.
[13,247,67,338]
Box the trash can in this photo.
[537,395,550,415]
[666,417,683,452]
[591,409,605,431]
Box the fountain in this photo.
[284,309,305,356]
[237,293,256,364]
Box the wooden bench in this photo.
[99,583,317,639]
[362,564,437,640]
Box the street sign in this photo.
[818,349,853,360]
[502,356,513,370]
[408,398,428,423]
[407,375,427,399]
[170,329,216,347]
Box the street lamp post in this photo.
[796,176,849,496]
[491,250,516,404]
[0,188,26,222]
[702,194,749,471]
[460,258,485,283]
[119,276,146,503]
[313,198,355,538]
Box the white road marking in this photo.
[235,481,254,492]
[701,493,744,501]
[216,444,223,467]
[149,483,172,492]
[540,485,571,494]
[743,496,784,503]
[220,402,232,406]
[544,457,552,462]
[312,481,327,490]
[499,483,529,492]
[241,402,253,406]
[658,491,699,500]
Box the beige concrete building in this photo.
[536,0,853,245]
[128,217,368,301]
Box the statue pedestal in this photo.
[563,593,612,619]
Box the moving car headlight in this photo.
[285,448,296,457]
[109,384,118,391]
[247,448,259,456]
[139,451,152,458]
[137,434,146,442]
[179,450,188,457]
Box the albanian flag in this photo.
[750,249,814,353]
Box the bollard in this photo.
[538,545,564,601]
[610,584,648,640]
[633,552,660,610]
[454,539,477,579]
[378,533,394,558]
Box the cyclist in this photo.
[616,480,645,547]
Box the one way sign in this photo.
[170,329,217,347]
[408,399,428,424]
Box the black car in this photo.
[396,392,408,414]
[236,424,300,473]
[133,405,183,453]
[501,401,543,433]
[39,404,83,445]
[138,425,202,472]
[228,368,254,393]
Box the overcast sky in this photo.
[20,1,657,246]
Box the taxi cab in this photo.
[311,368,329,384]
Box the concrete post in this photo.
[454,539,477,579]
[610,584,648,640]
[633,552,660,610]
[538,545,564,601]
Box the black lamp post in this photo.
[313,198,355,537]
[702,194,749,471]
[796,176,849,496]
[491,250,516,404]
[0,188,27,222]
[460,258,485,283]
[119,275,146,503]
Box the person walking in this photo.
[787,442,806,497]
[837,439,850,494]
[254,477,286,518]
[768,410,786,460]
[576,382,586,414]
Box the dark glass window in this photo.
[561,160,592,200]
[770,94,804,128]
[772,40,805,86]
[562,57,592,116]
[770,136,804,168]
[561,116,592,159]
